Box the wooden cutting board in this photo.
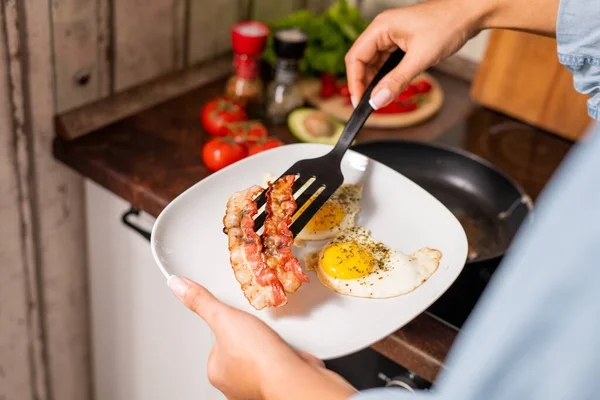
[300,72,444,128]
[471,29,592,141]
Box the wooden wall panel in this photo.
[187,0,240,65]
[0,107,37,400]
[307,0,335,14]
[50,0,111,113]
[0,2,40,398]
[357,0,417,19]
[251,0,303,23]
[0,1,90,400]
[22,0,91,398]
[1,1,48,399]
[113,0,187,91]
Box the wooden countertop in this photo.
[53,67,571,383]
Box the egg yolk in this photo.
[320,242,375,280]
[304,201,345,232]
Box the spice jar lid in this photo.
[231,21,269,56]
[273,28,308,60]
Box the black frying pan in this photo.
[351,140,533,266]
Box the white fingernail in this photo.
[369,88,392,110]
[351,96,358,108]
[168,275,189,301]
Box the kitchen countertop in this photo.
[53,69,572,383]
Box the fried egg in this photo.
[304,226,442,298]
[295,184,363,242]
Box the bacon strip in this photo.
[223,185,287,310]
[263,175,309,293]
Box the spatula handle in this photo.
[330,48,406,160]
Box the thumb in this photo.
[368,51,426,110]
[167,275,227,330]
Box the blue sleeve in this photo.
[351,388,437,400]
[557,0,600,119]
[353,1,600,399]
[352,388,432,399]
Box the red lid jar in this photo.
[231,21,269,56]
[226,21,270,107]
[231,21,269,80]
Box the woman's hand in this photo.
[345,0,482,109]
[168,276,356,400]
[345,0,559,109]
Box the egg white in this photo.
[304,226,442,299]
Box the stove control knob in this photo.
[385,374,418,393]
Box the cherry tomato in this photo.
[320,73,337,99]
[373,102,418,114]
[337,83,350,97]
[226,120,269,148]
[413,80,433,94]
[248,138,284,156]
[201,97,247,136]
[395,84,419,103]
[202,137,247,172]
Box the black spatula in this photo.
[233,48,405,237]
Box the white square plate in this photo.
[151,143,467,360]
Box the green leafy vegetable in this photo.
[263,0,368,77]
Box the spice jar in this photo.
[265,28,308,124]
[225,21,269,109]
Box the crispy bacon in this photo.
[263,175,309,293]
[223,185,287,310]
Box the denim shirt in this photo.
[353,1,600,399]
[557,0,600,119]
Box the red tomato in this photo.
[413,80,433,94]
[226,120,269,148]
[373,102,418,114]
[320,73,337,99]
[202,137,247,172]
[201,97,247,136]
[395,84,419,103]
[337,83,350,97]
[248,138,284,156]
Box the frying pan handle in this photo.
[330,48,406,161]
[498,195,534,220]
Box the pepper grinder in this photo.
[265,28,308,124]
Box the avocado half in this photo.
[288,108,344,145]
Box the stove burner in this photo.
[484,123,554,172]
[465,112,571,200]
